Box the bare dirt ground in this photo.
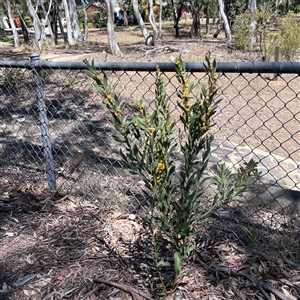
[1,26,300,300]
[1,26,261,63]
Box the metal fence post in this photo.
[274,46,280,80]
[30,53,56,191]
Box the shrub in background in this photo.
[233,5,300,61]
[270,14,300,61]
[85,54,259,295]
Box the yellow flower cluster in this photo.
[182,82,190,110]
[206,108,212,117]
[155,160,165,174]
[182,88,189,99]
[154,160,165,185]
[148,127,154,136]
[175,58,191,110]
[242,168,248,179]
[201,126,207,133]
[114,109,122,117]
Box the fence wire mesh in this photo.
[0,55,299,264]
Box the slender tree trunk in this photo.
[15,6,30,44]
[248,0,257,48]
[123,6,128,26]
[149,0,158,38]
[189,0,203,39]
[56,1,68,43]
[286,0,290,13]
[69,0,83,42]
[170,0,177,25]
[81,0,88,42]
[217,0,231,45]
[51,0,58,44]
[26,0,46,50]
[6,0,20,47]
[104,0,123,57]
[213,10,222,38]
[173,2,183,37]
[62,0,75,45]
[20,14,30,43]
[132,0,154,45]
[158,0,162,38]
[206,14,210,34]
[40,0,55,45]
[204,3,211,34]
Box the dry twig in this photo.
[93,278,154,300]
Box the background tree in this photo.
[132,0,154,45]
[69,0,83,42]
[248,0,257,48]
[55,0,68,43]
[123,5,128,26]
[40,0,55,45]
[203,0,218,34]
[26,0,47,50]
[172,0,184,37]
[217,0,232,45]
[189,0,203,39]
[60,0,84,45]
[5,0,20,47]
[81,0,88,42]
[105,0,123,56]
[62,0,75,45]
[149,0,158,39]
[10,0,31,44]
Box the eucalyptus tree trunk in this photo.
[18,12,30,44]
[6,0,20,47]
[40,0,55,45]
[249,0,257,48]
[62,0,75,45]
[104,0,123,57]
[286,0,290,13]
[81,0,88,42]
[149,0,158,38]
[132,0,154,45]
[14,4,30,43]
[26,0,47,50]
[189,0,203,39]
[204,1,211,34]
[123,6,128,26]
[158,0,162,38]
[69,0,83,42]
[56,1,68,43]
[173,1,183,37]
[217,0,231,45]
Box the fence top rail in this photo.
[0,53,299,74]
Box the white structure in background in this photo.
[0,16,22,33]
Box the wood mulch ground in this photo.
[1,168,299,299]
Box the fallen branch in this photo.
[138,45,189,56]
[93,278,154,300]
[79,286,100,300]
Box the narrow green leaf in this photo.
[174,252,182,276]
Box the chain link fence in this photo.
[0,54,299,264]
